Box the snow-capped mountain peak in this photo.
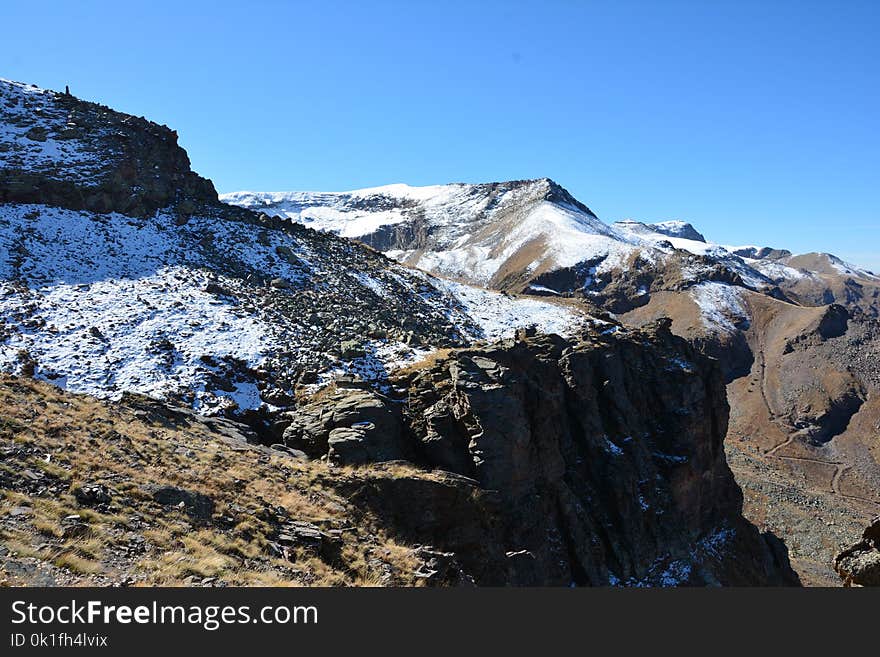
[223,178,646,290]
[613,219,707,243]
[226,176,880,331]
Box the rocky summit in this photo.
[0,76,873,587]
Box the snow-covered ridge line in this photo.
[0,77,51,94]
[223,179,652,289]
[222,182,461,205]
[225,182,876,288]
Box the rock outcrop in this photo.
[284,322,800,586]
[282,388,405,464]
[835,517,880,586]
[0,79,217,217]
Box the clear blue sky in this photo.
[2,0,878,269]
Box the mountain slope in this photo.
[225,180,878,321]
[0,77,804,586]
[0,329,799,586]
[0,79,586,419]
[615,245,880,584]
[0,374,439,586]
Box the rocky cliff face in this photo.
[282,322,798,585]
[625,281,880,584]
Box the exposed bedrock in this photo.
[284,322,800,586]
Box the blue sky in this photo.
[2,1,878,269]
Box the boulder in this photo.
[282,389,404,463]
[269,443,308,459]
[24,126,48,142]
[298,370,318,385]
[271,520,341,561]
[72,483,112,507]
[339,340,365,359]
[262,387,295,406]
[61,514,89,538]
[835,517,880,586]
[145,485,214,521]
[413,547,475,586]
[327,427,370,464]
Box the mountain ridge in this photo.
[224,179,875,284]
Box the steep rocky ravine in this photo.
[626,286,880,584]
[280,323,799,585]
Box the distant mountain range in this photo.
[223,180,878,317]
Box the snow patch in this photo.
[0,78,117,185]
[426,275,586,341]
[690,282,749,334]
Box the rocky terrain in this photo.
[623,272,880,584]
[0,78,586,423]
[225,180,878,319]
[0,78,216,217]
[0,374,446,586]
[223,180,640,295]
[224,181,869,315]
[0,323,798,586]
[369,322,796,585]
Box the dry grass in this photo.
[392,347,456,377]
[53,552,102,575]
[0,374,427,587]
[4,535,46,560]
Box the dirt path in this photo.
[774,455,880,507]
[754,329,776,421]
[765,431,798,456]
[753,324,799,455]
[831,464,848,495]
